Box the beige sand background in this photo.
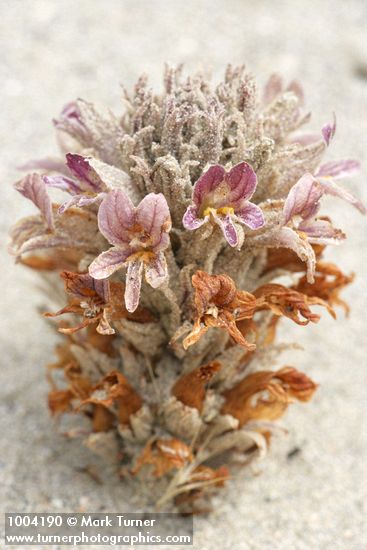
[1,1,366,548]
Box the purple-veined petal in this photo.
[53,101,85,133]
[235,201,265,230]
[62,271,110,302]
[283,174,323,223]
[213,212,239,247]
[226,162,258,204]
[322,113,336,146]
[317,177,366,214]
[54,101,82,125]
[153,232,171,253]
[43,175,83,195]
[299,217,346,244]
[94,278,110,303]
[88,246,131,279]
[276,227,316,283]
[182,205,208,230]
[98,189,135,246]
[92,277,110,302]
[53,101,93,153]
[136,192,172,246]
[66,153,106,192]
[315,159,361,179]
[125,259,144,312]
[145,251,168,288]
[18,157,71,176]
[58,193,104,214]
[193,165,226,207]
[14,173,54,231]
[9,217,44,255]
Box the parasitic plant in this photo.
[10,66,365,513]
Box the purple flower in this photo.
[297,217,346,244]
[14,173,54,231]
[53,101,87,140]
[43,153,131,214]
[283,174,324,225]
[284,163,365,244]
[182,162,264,247]
[284,165,365,224]
[89,190,171,312]
[315,159,361,180]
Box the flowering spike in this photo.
[10,66,365,513]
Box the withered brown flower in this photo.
[172,361,221,412]
[254,283,334,325]
[293,261,354,314]
[132,438,193,478]
[48,389,74,416]
[44,271,154,335]
[49,363,117,432]
[80,370,142,426]
[221,367,318,426]
[48,363,92,415]
[183,271,333,351]
[183,271,258,350]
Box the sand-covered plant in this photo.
[10,65,365,513]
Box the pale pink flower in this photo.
[89,190,171,312]
[284,162,365,244]
[44,153,131,214]
[14,173,54,231]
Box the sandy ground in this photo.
[1,1,367,548]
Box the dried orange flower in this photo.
[221,367,318,426]
[293,261,354,313]
[132,438,193,478]
[189,465,230,487]
[183,271,258,350]
[48,389,74,416]
[172,361,221,412]
[44,271,155,335]
[254,283,335,324]
[80,370,142,426]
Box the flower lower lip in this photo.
[126,250,155,263]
